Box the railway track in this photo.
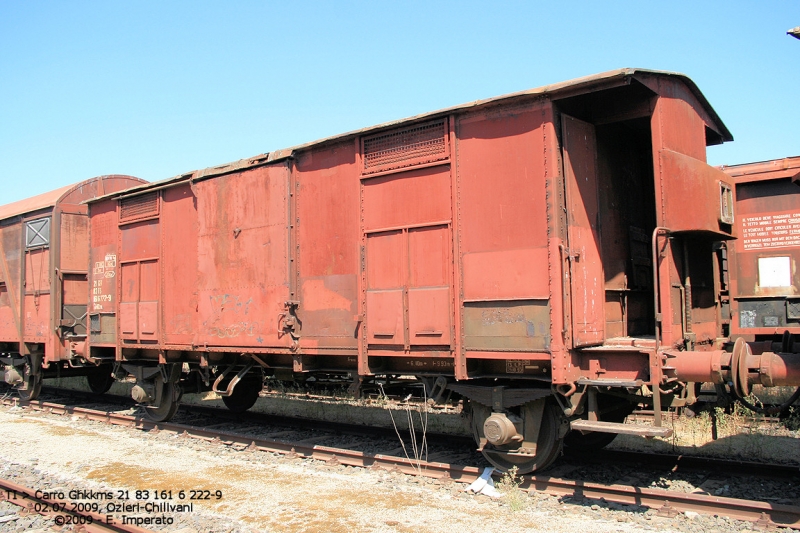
[0,477,153,533]
[4,394,800,530]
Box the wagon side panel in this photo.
[88,199,120,350]
[161,183,199,346]
[0,223,23,344]
[294,142,361,353]
[455,102,552,374]
[195,164,291,349]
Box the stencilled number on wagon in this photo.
[505,360,529,374]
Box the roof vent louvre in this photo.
[362,120,448,174]
[120,192,159,222]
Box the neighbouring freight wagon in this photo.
[0,175,145,399]
[721,156,800,343]
[85,69,800,472]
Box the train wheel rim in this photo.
[17,372,41,402]
[86,367,115,394]
[221,381,261,413]
[144,381,180,422]
[472,399,563,475]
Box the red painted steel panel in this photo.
[295,142,360,347]
[365,225,452,348]
[735,183,800,297]
[653,96,706,162]
[195,165,290,348]
[59,213,89,272]
[408,287,450,345]
[119,263,138,339]
[0,175,144,362]
[408,226,448,287]
[23,293,49,341]
[563,115,605,347]
[90,246,117,313]
[723,160,800,336]
[24,247,51,345]
[120,220,160,260]
[138,260,159,340]
[62,276,87,305]
[366,230,405,289]
[0,282,12,340]
[462,248,550,301]
[366,230,405,346]
[296,142,359,277]
[456,106,549,254]
[0,224,23,343]
[161,184,198,345]
[139,260,158,302]
[659,149,733,234]
[139,301,158,337]
[408,226,451,345]
[89,201,119,323]
[365,289,404,345]
[90,201,118,249]
[362,166,452,231]
[25,249,50,293]
[120,302,137,337]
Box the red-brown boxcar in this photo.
[0,175,145,398]
[721,156,800,343]
[86,69,800,472]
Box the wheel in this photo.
[563,395,633,451]
[221,380,261,413]
[86,367,115,394]
[16,355,42,401]
[17,372,41,402]
[471,398,564,474]
[144,381,180,422]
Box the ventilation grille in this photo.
[362,120,448,174]
[120,192,159,222]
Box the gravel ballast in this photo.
[0,403,792,533]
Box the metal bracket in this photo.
[212,361,255,397]
[278,300,302,352]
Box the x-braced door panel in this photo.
[562,114,605,347]
[365,225,451,348]
[119,260,159,341]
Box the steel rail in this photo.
[563,447,800,479]
[5,397,800,529]
[2,398,480,482]
[523,476,799,528]
[0,477,153,533]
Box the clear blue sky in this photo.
[1,1,798,204]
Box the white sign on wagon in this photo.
[758,256,792,288]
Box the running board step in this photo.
[570,420,673,437]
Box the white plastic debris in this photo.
[464,467,501,498]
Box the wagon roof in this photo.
[89,68,732,202]
[0,175,143,221]
[718,156,800,184]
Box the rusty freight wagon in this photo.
[0,175,145,399]
[86,69,800,472]
[720,157,800,363]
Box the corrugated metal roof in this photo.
[89,68,733,202]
